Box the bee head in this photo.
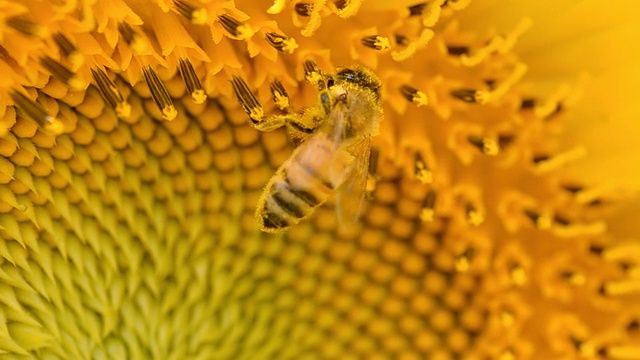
[335,67,381,100]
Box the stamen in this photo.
[52,33,83,68]
[392,29,434,61]
[604,345,640,360]
[601,279,640,296]
[394,34,410,47]
[5,17,48,37]
[451,89,489,104]
[90,67,131,118]
[413,152,432,184]
[361,35,391,51]
[408,3,427,16]
[559,270,586,286]
[10,91,64,135]
[406,0,445,26]
[218,15,253,40]
[40,56,84,91]
[270,79,290,110]
[400,85,428,106]
[268,0,287,14]
[509,263,527,286]
[178,58,207,104]
[467,135,499,155]
[465,202,483,226]
[303,60,323,85]
[419,190,436,222]
[365,148,379,199]
[265,32,299,54]
[230,76,264,123]
[455,248,475,273]
[142,65,177,121]
[295,2,314,17]
[498,134,515,149]
[117,22,147,53]
[173,0,209,25]
[523,209,552,229]
[447,45,470,56]
[533,146,587,174]
[520,98,536,109]
[334,0,362,18]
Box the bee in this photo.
[231,65,383,233]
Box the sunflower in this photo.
[0,0,639,359]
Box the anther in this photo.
[419,190,436,222]
[408,3,427,16]
[559,270,586,286]
[142,65,177,121]
[334,0,361,17]
[218,15,252,39]
[400,85,428,106]
[303,60,323,85]
[53,33,83,68]
[361,35,391,51]
[230,76,264,123]
[451,89,489,104]
[117,22,147,53]
[467,135,499,155]
[173,0,209,25]
[523,208,552,229]
[5,17,48,37]
[40,56,84,91]
[10,91,64,135]
[413,152,432,184]
[465,202,483,226]
[520,98,536,109]
[395,34,410,47]
[295,2,314,17]
[365,148,380,199]
[447,45,470,56]
[265,32,299,54]
[90,67,131,118]
[509,263,527,286]
[178,58,207,104]
[270,79,290,110]
[455,248,475,272]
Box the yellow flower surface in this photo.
[0,0,639,359]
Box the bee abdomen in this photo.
[258,178,320,232]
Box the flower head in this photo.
[0,0,639,358]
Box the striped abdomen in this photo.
[257,137,354,232]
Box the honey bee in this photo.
[231,65,383,233]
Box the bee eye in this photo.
[327,77,335,88]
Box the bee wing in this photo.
[334,134,372,226]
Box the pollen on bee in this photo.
[270,79,290,110]
[173,0,209,25]
[361,35,391,51]
[230,76,264,123]
[413,153,432,184]
[178,58,207,104]
[90,67,131,118]
[218,14,253,40]
[451,89,489,104]
[142,65,177,121]
[400,85,428,107]
[10,91,64,135]
[40,56,85,91]
[265,32,299,54]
